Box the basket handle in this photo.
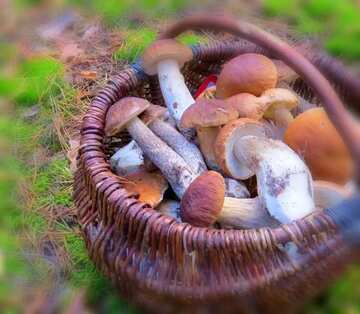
[159,14,360,180]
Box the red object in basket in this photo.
[194,74,217,99]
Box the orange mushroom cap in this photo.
[216,53,278,98]
[180,171,225,227]
[122,170,168,207]
[284,107,354,184]
[180,98,238,129]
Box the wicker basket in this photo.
[73,15,360,314]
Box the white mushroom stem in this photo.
[110,140,144,175]
[149,119,207,175]
[224,177,250,198]
[233,136,315,223]
[157,59,195,126]
[112,118,207,176]
[219,197,279,229]
[127,117,196,198]
[157,200,181,222]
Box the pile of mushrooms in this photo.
[106,39,356,230]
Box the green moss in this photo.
[15,57,64,106]
[113,27,157,62]
[33,157,72,208]
[178,33,207,46]
[113,29,206,63]
[70,0,188,25]
[263,0,360,60]
[0,57,64,107]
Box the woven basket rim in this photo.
[72,38,355,305]
[76,39,340,247]
[72,21,359,306]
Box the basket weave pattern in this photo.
[73,40,354,314]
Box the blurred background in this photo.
[0,0,359,313]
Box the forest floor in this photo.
[1,1,359,313]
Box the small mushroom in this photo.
[142,39,194,130]
[180,171,226,227]
[216,53,278,98]
[105,97,197,198]
[110,104,206,176]
[157,200,181,222]
[110,141,144,176]
[122,169,168,207]
[215,118,315,223]
[226,88,299,128]
[180,98,239,170]
[284,107,354,185]
[313,180,351,209]
[109,104,166,175]
[180,171,278,229]
[261,88,299,127]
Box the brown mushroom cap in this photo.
[261,88,299,119]
[214,118,269,179]
[284,107,354,184]
[180,98,238,129]
[105,97,150,136]
[122,169,168,207]
[216,53,278,98]
[180,171,225,227]
[225,93,265,120]
[140,105,167,125]
[197,126,220,170]
[142,39,193,75]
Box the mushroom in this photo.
[284,107,354,185]
[157,200,181,222]
[149,118,207,175]
[313,180,351,209]
[216,53,278,98]
[105,97,197,198]
[180,171,279,228]
[214,118,269,180]
[225,88,299,128]
[110,140,144,176]
[108,104,166,175]
[142,39,194,131]
[108,101,206,176]
[215,118,315,223]
[261,88,299,127]
[180,98,239,170]
[122,169,168,207]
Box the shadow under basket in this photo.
[73,16,360,314]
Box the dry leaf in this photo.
[79,70,97,80]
